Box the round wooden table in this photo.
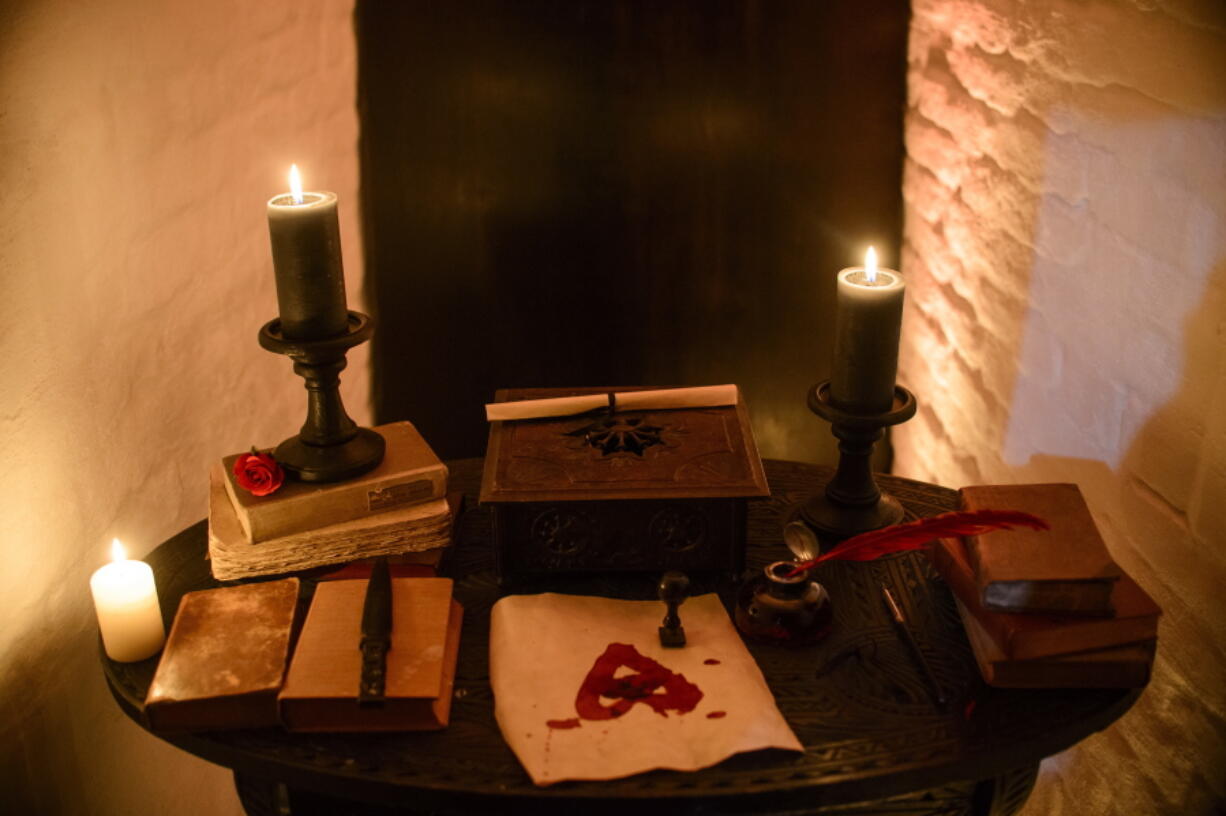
[102,460,1142,815]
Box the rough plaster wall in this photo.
[0,0,365,812]
[898,0,1226,812]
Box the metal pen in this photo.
[882,584,947,709]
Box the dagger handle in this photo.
[358,557,393,706]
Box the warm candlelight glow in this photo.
[865,246,878,284]
[289,164,304,204]
[92,537,164,662]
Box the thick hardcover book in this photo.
[957,599,1153,688]
[208,465,452,581]
[961,483,1121,614]
[279,577,462,732]
[145,578,299,731]
[222,421,448,543]
[931,537,1160,660]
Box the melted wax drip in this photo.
[706,711,727,719]
[703,658,721,665]
[547,642,703,728]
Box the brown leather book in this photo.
[961,483,1121,614]
[956,598,1153,688]
[145,578,300,732]
[222,420,448,543]
[278,577,462,732]
[931,537,1160,660]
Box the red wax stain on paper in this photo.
[703,658,721,665]
[706,711,727,719]
[543,642,704,730]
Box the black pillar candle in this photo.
[267,180,350,341]
[829,248,906,413]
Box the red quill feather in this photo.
[786,509,1049,577]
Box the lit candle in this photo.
[90,539,165,662]
[830,247,906,413]
[267,164,350,341]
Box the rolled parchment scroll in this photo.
[484,384,739,422]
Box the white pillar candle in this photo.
[830,247,906,413]
[90,539,165,662]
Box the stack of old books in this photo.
[931,483,1160,688]
[207,421,455,580]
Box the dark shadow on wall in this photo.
[357,0,909,460]
[1095,260,1226,815]
[998,264,1226,816]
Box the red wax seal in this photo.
[574,643,703,721]
[233,450,285,496]
[544,642,706,730]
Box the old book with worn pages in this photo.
[961,483,1121,615]
[222,421,448,543]
[145,578,300,732]
[207,464,452,580]
[278,577,462,732]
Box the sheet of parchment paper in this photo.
[490,592,802,786]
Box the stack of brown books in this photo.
[932,484,1160,688]
[208,421,454,580]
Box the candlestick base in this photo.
[797,382,917,547]
[259,311,385,483]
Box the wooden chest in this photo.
[479,387,769,584]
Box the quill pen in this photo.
[786,510,1049,577]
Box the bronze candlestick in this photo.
[259,311,384,482]
[798,380,917,545]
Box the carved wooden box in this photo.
[480,387,769,584]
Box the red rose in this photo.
[233,450,285,496]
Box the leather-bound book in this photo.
[278,577,462,732]
[931,537,1160,660]
[961,483,1121,615]
[956,599,1153,689]
[222,420,448,543]
[145,578,300,732]
[208,464,453,581]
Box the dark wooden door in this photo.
[357,0,908,461]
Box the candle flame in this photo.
[289,164,304,205]
[865,246,878,283]
[111,538,127,562]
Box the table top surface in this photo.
[102,458,1141,813]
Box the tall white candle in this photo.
[830,247,906,413]
[90,539,165,662]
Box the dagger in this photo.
[358,557,392,706]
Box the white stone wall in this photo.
[899,0,1226,812]
[0,1,365,811]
